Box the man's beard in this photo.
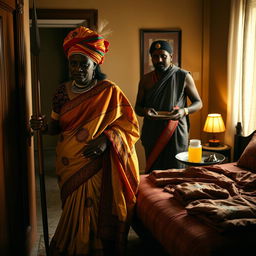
[154,63,167,72]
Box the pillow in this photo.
[237,132,256,171]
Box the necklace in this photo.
[71,80,97,94]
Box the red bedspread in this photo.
[136,163,256,256]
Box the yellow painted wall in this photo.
[29,0,230,170]
[208,0,230,144]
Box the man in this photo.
[135,40,202,172]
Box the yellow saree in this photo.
[49,80,140,256]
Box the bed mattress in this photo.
[135,163,255,256]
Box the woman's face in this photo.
[69,54,96,85]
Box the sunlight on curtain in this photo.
[226,0,256,148]
[242,0,256,135]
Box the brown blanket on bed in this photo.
[148,166,256,231]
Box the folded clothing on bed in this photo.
[186,195,256,231]
[165,181,231,205]
[148,165,256,231]
[148,166,239,195]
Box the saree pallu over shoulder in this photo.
[56,79,140,221]
[144,65,188,110]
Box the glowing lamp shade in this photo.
[203,113,225,146]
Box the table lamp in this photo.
[203,113,225,147]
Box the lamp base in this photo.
[208,139,220,147]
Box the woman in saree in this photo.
[30,26,140,256]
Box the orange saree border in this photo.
[104,129,139,203]
[60,157,103,207]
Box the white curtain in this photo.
[225,0,256,146]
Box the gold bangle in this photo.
[184,108,189,116]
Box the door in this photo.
[0,0,33,255]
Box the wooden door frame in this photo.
[0,0,30,255]
[29,8,98,28]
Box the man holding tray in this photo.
[135,40,202,172]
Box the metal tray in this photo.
[175,151,225,166]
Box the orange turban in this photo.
[63,26,109,64]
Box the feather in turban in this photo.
[63,26,109,64]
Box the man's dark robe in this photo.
[141,65,189,171]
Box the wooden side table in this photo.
[202,143,231,162]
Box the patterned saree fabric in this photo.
[50,80,140,255]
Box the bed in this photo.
[132,124,256,256]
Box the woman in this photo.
[31,26,140,256]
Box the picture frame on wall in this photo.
[140,29,181,77]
